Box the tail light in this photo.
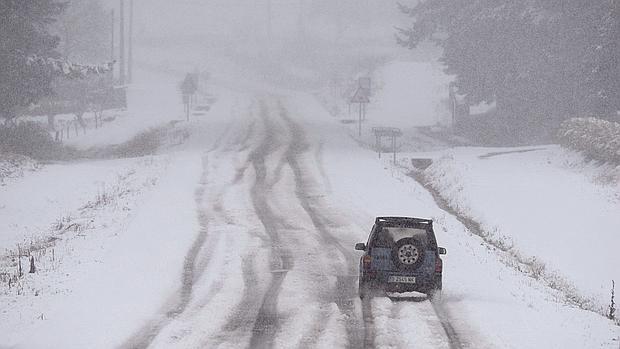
[362,255,372,270]
[435,257,443,273]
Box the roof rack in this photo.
[375,216,433,225]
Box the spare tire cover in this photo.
[391,237,425,270]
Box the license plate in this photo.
[388,276,416,284]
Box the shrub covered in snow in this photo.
[557,117,620,164]
[0,122,69,160]
[0,153,39,183]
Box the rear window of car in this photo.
[372,227,429,248]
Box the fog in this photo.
[126,0,419,85]
[117,0,447,128]
[132,1,402,43]
[1,1,619,348]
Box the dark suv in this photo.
[355,217,446,299]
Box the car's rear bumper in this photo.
[362,272,442,293]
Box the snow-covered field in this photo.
[0,157,175,250]
[62,69,187,150]
[0,152,203,348]
[0,67,235,347]
[405,145,620,312]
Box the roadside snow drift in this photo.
[421,145,620,311]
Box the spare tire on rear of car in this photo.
[391,237,425,270]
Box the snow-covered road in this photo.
[114,88,619,348]
[116,96,455,349]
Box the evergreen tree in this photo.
[397,0,620,142]
[0,0,66,121]
[54,0,110,64]
[588,1,620,119]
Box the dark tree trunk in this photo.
[29,256,36,273]
[75,112,87,129]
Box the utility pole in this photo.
[109,9,115,84]
[358,102,363,137]
[449,82,457,125]
[128,0,134,84]
[335,2,344,44]
[297,0,305,39]
[63,25,70,59]
[119,0,126,85]
[392,134,396,164]
[266,0,272,41]
[110,9,115,62]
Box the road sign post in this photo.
[372,127,402,163]
[180,73,198,121]
[358,102,362,136]
[350,87,370,137]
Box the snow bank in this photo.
[422,145,620,310]
[558,117,620,164]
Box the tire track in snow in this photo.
[121,115,250,348]
[208,121,234,152]
[245,101,293,349]
[314,142,332,193]
[222,252,264,333]
[238,119,257,152]
[361,298,376,348]
[431,300,463,349]
[278,104,372,349]
[402,169,475,349]
[190,145,251,310]
[177,100,286,348]
[206,105,277,348]
[232,118,258,184]
[207,251,265,349]
[120,153,213,349]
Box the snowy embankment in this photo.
[558,117,620,164]
[0,152,203,348]
[414,145,620,314]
